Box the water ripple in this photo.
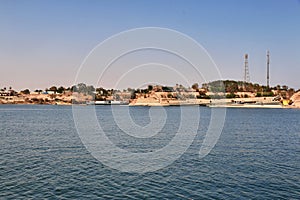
[1,106,300,199]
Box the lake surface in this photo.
[1,105,300,199]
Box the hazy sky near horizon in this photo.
[0,0,300,90]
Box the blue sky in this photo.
[0,0,299,90]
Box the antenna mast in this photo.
[267,50,270,88]
[244,54,250,83]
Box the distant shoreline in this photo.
[1,81,300,108]
[1,96,300,109]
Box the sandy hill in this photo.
[291,91,300,108]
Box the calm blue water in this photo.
[1,105,300,199]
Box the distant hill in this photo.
[203,80,292,94]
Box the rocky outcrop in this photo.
[291,91,300,108]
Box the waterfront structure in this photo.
[267,50,270,88]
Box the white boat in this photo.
[90,100,128,105]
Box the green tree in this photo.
[282,85,288,91]
[96,87,108,96]
[226,93,236,98]
[167,93,173,98]
[71,85,77,92]
[77,83,87,94]
[148,85,153,91]
[256,92,262,97]
[34,89,42,94]
[131,89,137,99]
[49,86,57,91]
[192,83,199,91]
[276,85,281,90]
[86,85,95,95]
[21,89,30,94]
[162,86,174,92]
[57,86,65,94]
